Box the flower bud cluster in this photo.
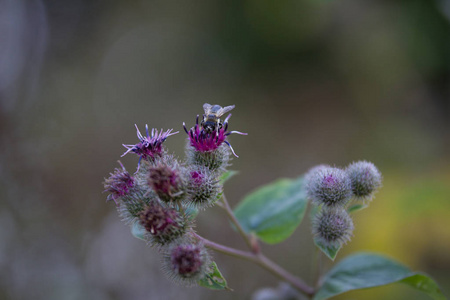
[103,104,245,285]
[305,161,382,249]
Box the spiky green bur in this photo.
[312,208,354,248]
[186,166,222,209]
[185,143,230,173]
[346,161,382,201]
[306,166,353,207]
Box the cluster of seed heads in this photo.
[305,161,382,248]
[104,104,382,288]
[103,104,245,285]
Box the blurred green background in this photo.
[1,0,449,299]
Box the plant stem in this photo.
[220,193,255,251]
[215,193,314,296]
[193,232,256,261]
[193,233,314,297]
[255,254,314,297]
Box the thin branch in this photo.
[255,253,314,297]
[194,233,314,296]
[220,193,254,251]
[193,232,257,262]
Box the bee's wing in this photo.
[203,103,213,114]
[216,105,235,117]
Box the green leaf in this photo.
[347,203,368,213]
[198,262,230,290]
[314,238,340,261]
[400,273,446,299]
[234,177,308,244]
[131,221,146,241]
[314,253,446,300]
[219,170,238,185]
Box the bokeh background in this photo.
[1,0,450,299]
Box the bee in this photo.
[201,103,235,134]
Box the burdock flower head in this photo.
[346,161,382,201]
[103,161,135,204]
[186,165,222,209]
[184,103,246,171]
[304,164,330,187]
[312,207,354,248]
[122,124,178,169]
[305,166,353,208]
[148,160,185,203]
[139,202,188,246]
[163,240,210,286]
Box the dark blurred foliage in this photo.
[0,0,449,299]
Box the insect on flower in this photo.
[183,103,247,157]
[201,103,235,134]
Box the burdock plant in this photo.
[103,104,445,299]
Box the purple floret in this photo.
[183,114,246,157]
[122,125,178,169]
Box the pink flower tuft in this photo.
[183,114,246,157]
[103,161,135,204]
[122,125,178,169]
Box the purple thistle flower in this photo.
[122,124,178,169]
[183,114,246,157]
[103,161,135,204]
[163,240,210,286]
[139,202,187,245]
[190,171,203,185]
[171,244,203,275]
[148,163,182,202]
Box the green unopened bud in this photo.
[186,166,222,209]
[305,166,352,208]
[346,161,382,201]
[312,208,354,248]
